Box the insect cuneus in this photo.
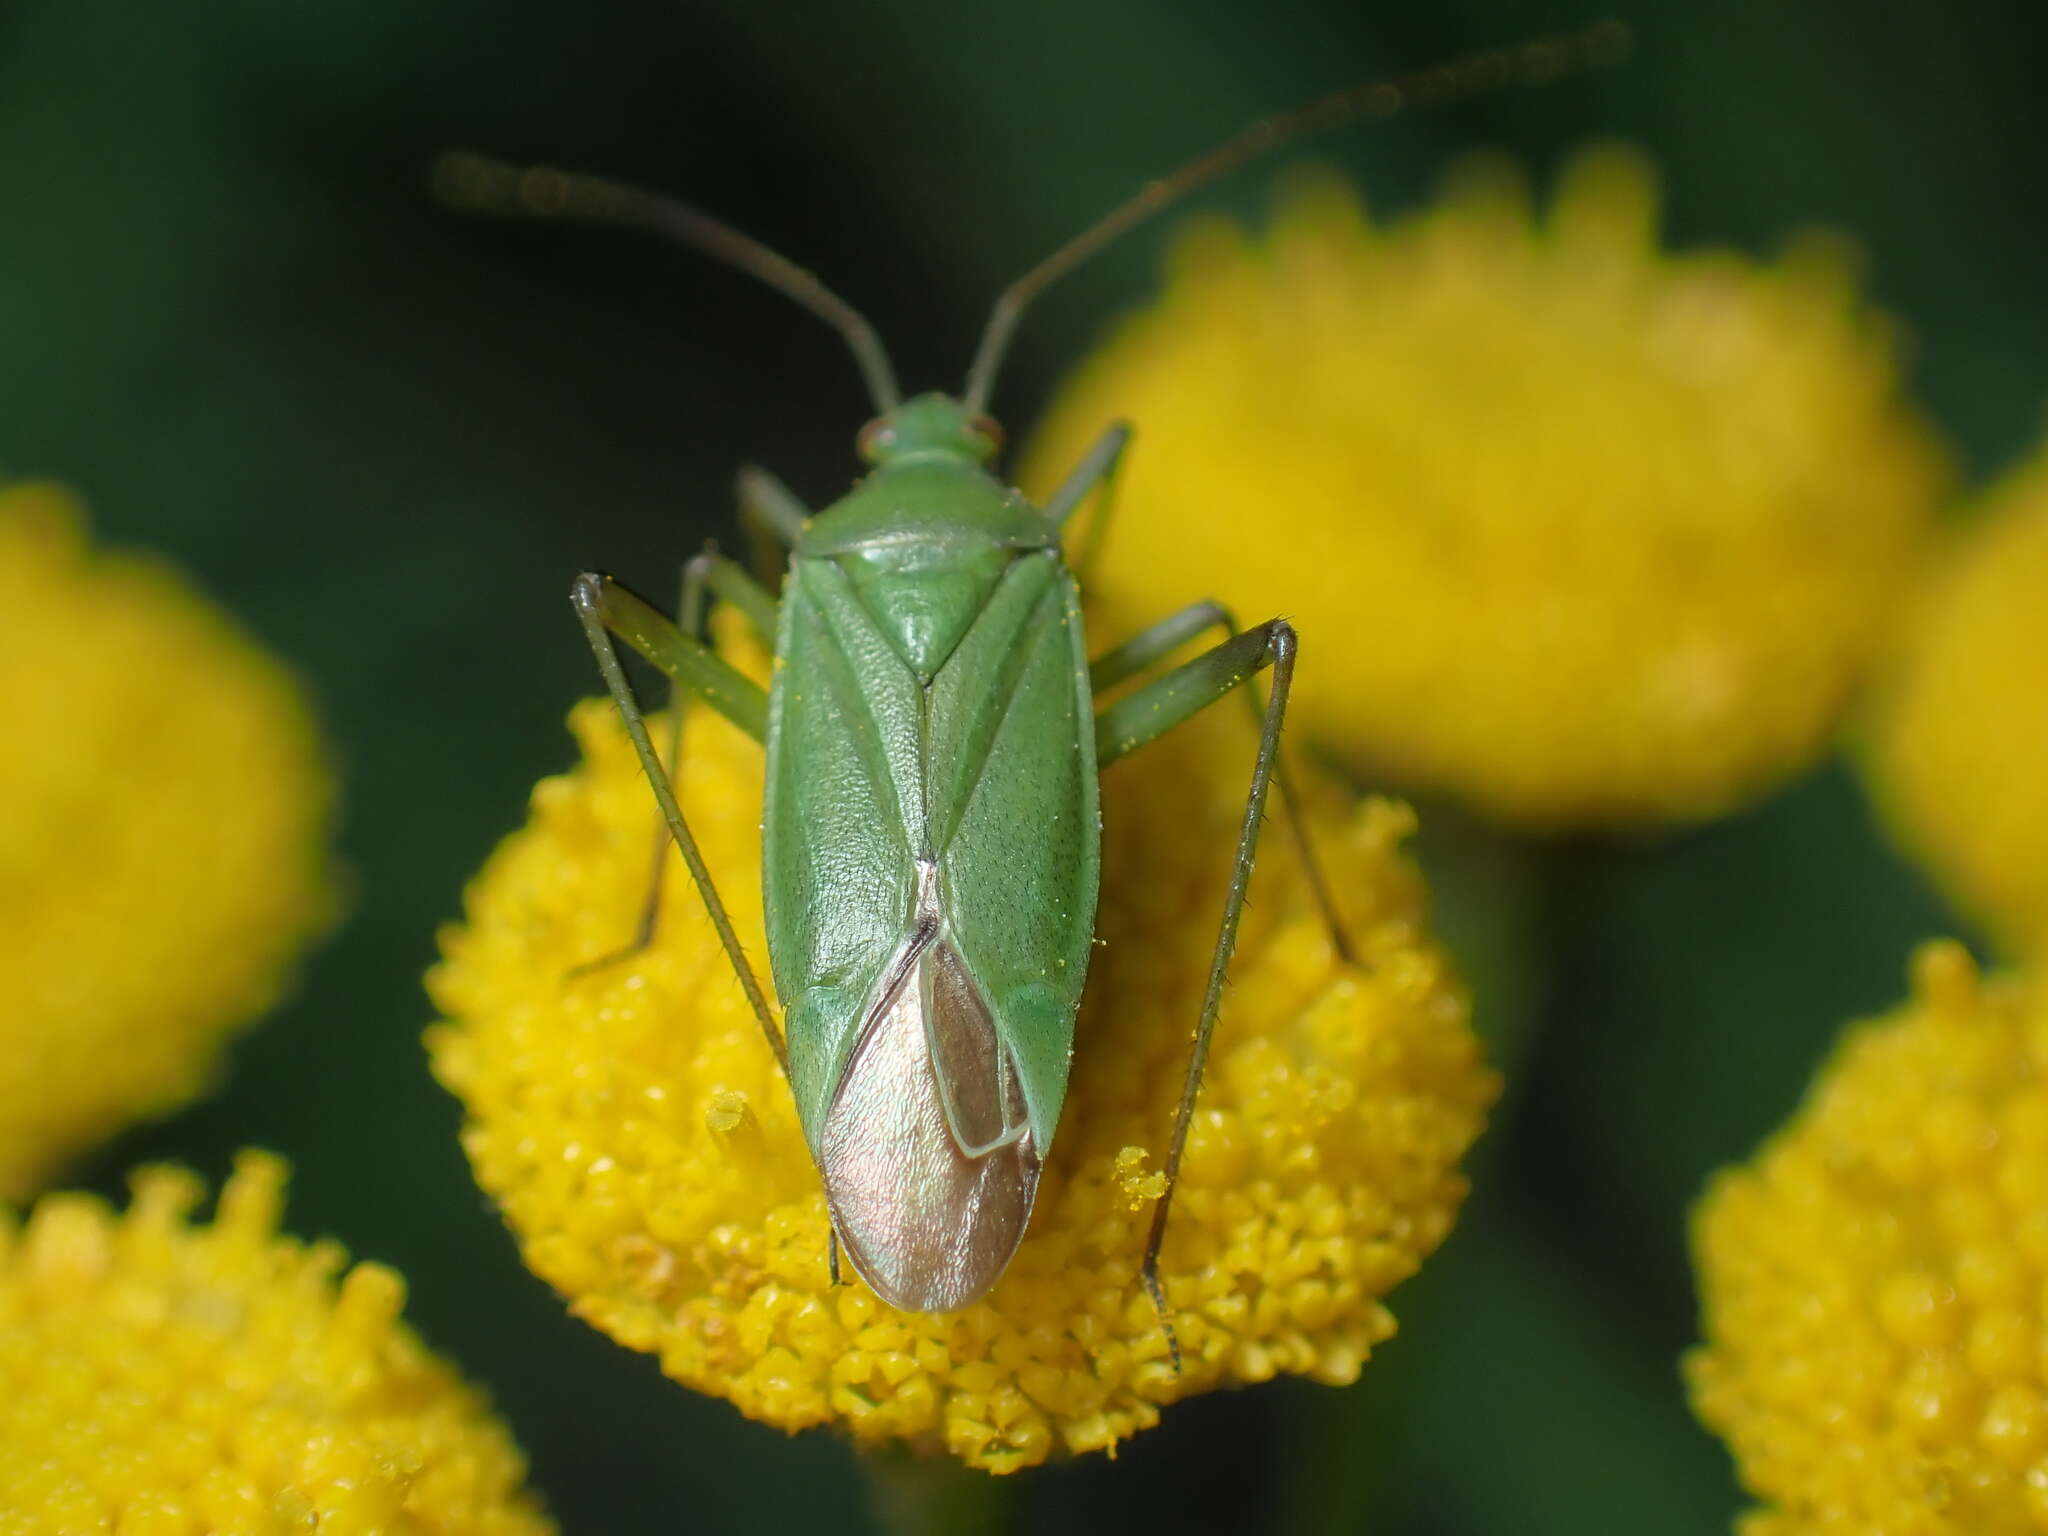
[435,21,1622,1359]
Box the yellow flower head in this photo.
[1688,942,2048,1534]
[1869,440,2048,957]
[0,482,334,1197]
[428,623,1495,1471]
[0,1151,551,1534]
[1021,147,1950,829]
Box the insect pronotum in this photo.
[438,21,1623,1367]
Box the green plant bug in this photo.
[435,21,1624,1362]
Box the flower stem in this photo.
[858,1446,1018,1536]
[1406,795,1554,1073]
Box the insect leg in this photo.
[570,561,707,976]
[1093,617,1303,1372]
[1095,603,1353,963]
[573,549,780,973]
[576,572,768,737]
[691,544,781,647]
[1043,421,1130,583]
[573,571,789,1079]
[736,464,809,582]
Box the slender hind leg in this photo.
[1094,616,1311,1371]
[571,568,787,1078]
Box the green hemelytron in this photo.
[766,426,1097,1310]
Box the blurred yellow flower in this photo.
[0,1151,551,1534]
[428,622,1495,1471]
[1021,147,1949,829]
[1869,441,2048,956]
[0,482,334,1197]
[1689,941,2048,1534]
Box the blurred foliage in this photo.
[0,0,2040,1531]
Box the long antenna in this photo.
[433,151,902,415]
[960,20,1630,415]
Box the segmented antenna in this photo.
[959,19,1631,415]
[432,151,902,415]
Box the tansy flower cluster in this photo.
[0,1152,550,1534]
[0,481,334,1197]
[1869,432,2048,958]
[428,623,1497,1471]
[1022,147,1949,829]
[4,113,2006,1525]
[1689,943,2048,1534]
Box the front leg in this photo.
[1043,420,1131,582]
[735,464,810,583]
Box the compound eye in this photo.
[856,418,896,463]
[968,415,1004,455]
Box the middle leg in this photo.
[1044,420,1131,584]
[573,547,777,974]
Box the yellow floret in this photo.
[1020,147,1949,828]
[428,621,1495,1471]
[1869,442,2048,956]
[0,1151,551,1534]
[0,482,334,1197]
[1689,941,2048,1534]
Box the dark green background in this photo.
[3,0,2037,1530]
